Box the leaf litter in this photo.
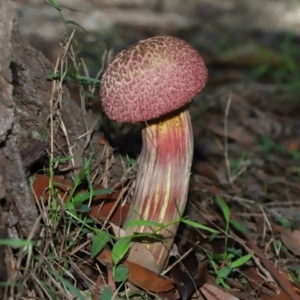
[9,3,300,299]
[29,77,300,299]
[27,78,300,299]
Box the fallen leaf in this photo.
[170,252,208,300]
[281,227,300,256]
[32,174,73,202]
[126,242,160,273]
[89,201,129,226]
[32,175,129,225]
[192,161,224,183]
[207,121,255,147]
[97,248,174,293]
[200,283,239,300]
[271,291,295,300]
[242,266,277,297]
[218,43,284,68]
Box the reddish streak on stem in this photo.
[124,109,193,270]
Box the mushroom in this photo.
[100,36,208,270]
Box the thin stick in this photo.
[224,91,232,184]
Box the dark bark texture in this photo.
[0,0,16,296]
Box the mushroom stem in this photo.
[123,108,193,270]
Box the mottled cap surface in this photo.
[100,36,208,123]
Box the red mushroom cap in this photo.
[100,36,208,123]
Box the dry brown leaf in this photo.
[110,223,127,238]
[200,283,239,300]
[32,174,73,202]
[127,243,160,273]
[270,291,297,300]
[218,43,284,68]
[97,248,174,292]
[207,122,255,147]
[32,174,129,225]
[192,161,224,183]
[170,254,207,300]
[110,225,160,273]
[89,201,129,226]
[242,266,277,297]
[281,227,300,256]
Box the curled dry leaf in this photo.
[170,252,208,300]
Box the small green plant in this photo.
[125,154,136,168]
[204,195,253,288]
[260,134,286,154]
[288,265,300,286]
[208,249,253,289]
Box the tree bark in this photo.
[0,0,16,296]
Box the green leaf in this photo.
[211,252,226,261]
[84,92,98,99]
[112,238,131,265]
[65,202,78,217]
[102,286,113,300]
[84,217,95,224]
[226,253,235,260]
[91,231,110,258]
[65,20,88,32]
[73,171,85,186]
[230,253,253,269]
[215,195,230,223]
[44,0,61,10]
[230,219,248,233]
[75,75,101,84]
[0,281,20,288]
[275,216,293,228]
[72,189,114,205]
[218,266,231,279]
[113,264,128,282]
[80,204,90,213]
[131,232,165,242]
[58,5,81,12]
[261,134,272,153]
[227,248,242,257]
[0,239,37,247]
[181,219,220,234]
[124,219,164,229]
[126,155,136,167]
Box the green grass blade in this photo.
[181,219,219,234]
[215,195,230,223]
[230,253,253,269]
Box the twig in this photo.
[224,91,232,184]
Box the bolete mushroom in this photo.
[100,36,208,270]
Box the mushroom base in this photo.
[123,109,193,271]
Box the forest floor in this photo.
[7,0,300,299]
